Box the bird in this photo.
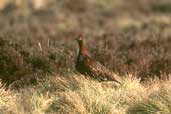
[75,34,122,84]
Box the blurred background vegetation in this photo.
[0,1,171,114]
[0,0,170,84]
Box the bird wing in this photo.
[84,56,121,84]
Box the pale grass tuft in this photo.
[14,88,52,114]
[0,81,16,114]
[128,75,171,114]
[47,91,88,114]
[39,74,145,114]
[0,74,171,114]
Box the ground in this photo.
[0,0,171,114]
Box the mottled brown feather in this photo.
[75,34,121,84]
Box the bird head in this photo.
[75,33,84,43]
[75,33,88,55]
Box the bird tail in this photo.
[114,79,122,85]
[110,74,122,85]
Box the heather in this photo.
[0,0,171,113]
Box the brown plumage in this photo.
[75,34,122,84]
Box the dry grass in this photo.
[0,74,171,114]
[0,0,170,113]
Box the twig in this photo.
[38,40,42,51]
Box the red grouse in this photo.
[75,34,121,84]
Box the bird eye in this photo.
[77,38,81,41]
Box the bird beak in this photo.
[75,38,78,41]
